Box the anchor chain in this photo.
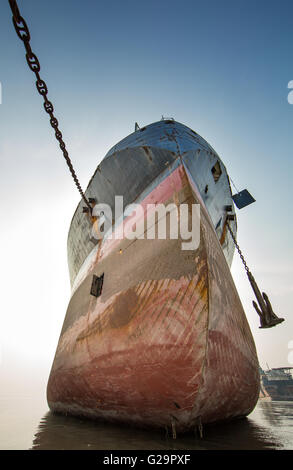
[226,221,284,329]
[8,0,92,211]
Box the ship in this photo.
[47,119,260,433]
[259,367,293,401]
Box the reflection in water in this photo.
[31,402,293,450]
[258,401,281,425]
[256,401,293,449]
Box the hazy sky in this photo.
[0,0,293,398]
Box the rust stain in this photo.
[77,288,139,341]
[142,146,153,162]
[109,288,138,328]
[220,217,228,245]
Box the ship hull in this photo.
[47,158,260,432]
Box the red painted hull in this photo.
[47,163,260,432]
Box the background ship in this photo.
[47,119,260,433]
[260,367,293,401]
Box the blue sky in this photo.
[0,0,293,396]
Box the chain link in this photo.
[226,221,250,274]
[8,0,20,22]
[8,0,92,211]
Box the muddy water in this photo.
[1,395,292,450]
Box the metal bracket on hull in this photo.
[171,419,177,440]
[90,273,104,298]
[194,416,203,439]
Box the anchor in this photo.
[248,272,284,329]
[226,221,285,329]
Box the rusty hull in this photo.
[47,163,259,432]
